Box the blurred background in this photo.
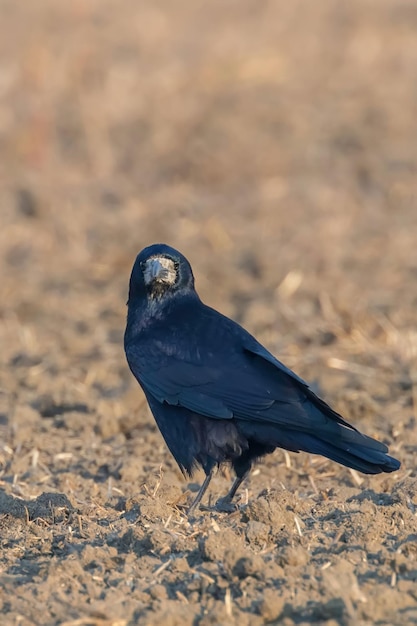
[1,0,417,390]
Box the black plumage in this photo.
[124,243,400,512]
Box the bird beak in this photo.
[143,258,166,284]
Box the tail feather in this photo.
[290,433,400,474]
[238,420,400,474]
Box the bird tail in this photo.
[284,430,400,474]
[239,415,400,475]
[299,395,401,474]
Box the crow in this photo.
[124,243,400,513]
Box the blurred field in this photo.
[1,1,417,624]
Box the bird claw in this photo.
[213,497,237,513]
[196,497,237,514]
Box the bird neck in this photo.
[125,290,200,339]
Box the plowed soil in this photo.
[1,2,417,625]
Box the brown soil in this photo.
[1,1,417,624]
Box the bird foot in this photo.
[197,498,237,513]
[213,496,237,513]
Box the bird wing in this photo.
[127,349,234,419]
[126,322,366,444]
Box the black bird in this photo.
[124,243,400,513]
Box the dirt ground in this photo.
[1,1,417,624]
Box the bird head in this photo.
[127,243,195,302]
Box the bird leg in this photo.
[214,472,248,512]
[188,468,214,515]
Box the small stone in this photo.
[258,588,285,621]
[233,554,265,579]
[149,584,168,600]
[246,520,270,546]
